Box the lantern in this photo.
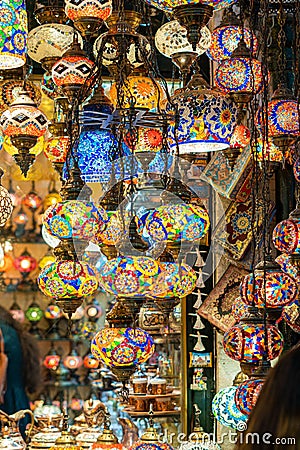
[22,182,43,210]
[273,216,300,255]
[83,353,100,370]
[43,348,61,370]
[143,0,236,13]
[44,124,70,177]
[43,201,108,244]
[207,25,258,62]
[84,300,103,320]
[223,316,284,363]
[65,0,112,37]
[63,349,83,370]
[212,386,248,430]
[153,262,197,299]
[25,302,44,322]
[240,262,298,309]
[99,256,163,298]
[235,379,264,416]
[276,254,298,280]
[9,301,25,322]
[129,419,175,450]
[38,260,99,314]
[14,249,37,276]
[231,297,250,323]
[0,0,28,69]
[44,303,63,320]
[0,79,41,115]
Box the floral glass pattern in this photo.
[231,297,250,323]
[215,58,264,94]
[52,55,94,88]
[0,0,27,69]
[256,99,299,140]
[65,0,112,21]
[235,379,264,416]
[253,138,283,164]
[155,20,211,58]
[144,0,237,13]
[131,443,174,450]
[43,200,108,243]
[276,254,298,280]
[0,92,48,139]
[223,322,284,363]
[212,386,248,430]
[240,269,298,308]
[25,304,44,322]
[273,217,300,255]
[38,260,98,300]
[207,26,258,62]
[99,256,163,297]
[14,251,37,273]
[44,136,70,164]
[153,262,197,298]
[98,211,125,246]
[28,24,81,63]
[91,327,154,367]
[167,90,238,153]
[142,204,210,243]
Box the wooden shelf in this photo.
[122,408,181,417]
[129,390,181,399]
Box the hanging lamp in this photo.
[0,168,13,227]
[65,0,112,37]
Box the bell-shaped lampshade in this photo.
[155,20,211,58]
[0,0,28,69]
[207,25,258,62]
[212,386,248,430]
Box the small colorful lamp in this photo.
[43,345,61,371]
[152,261,197,300]
[212,386,248,430]
[235,378,264,416]
[0,92,48,176]
[65,0,112,37]
[44,123,70,179]
[44,302,63,339]
[83,353,100,370]
[38,260,99,315]
[22,182,43,210]
[240,258,298,309]
[63,347,83,374]
[14,249,37,279]
[0,0,28,70]
[0,168,13,227]
[84,299,103,321]
[231,297,250,323]
[25,301,44,337]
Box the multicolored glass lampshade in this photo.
[28,24,81,64]
[39,254,56,270]
[43,190,62,210]
[256,98,299,145]
[14,249,37,274]
[52,51,94,93]
[0,0,27,69]
[85,301,103,320]
[240,267,298,309]
[276,254,298,280]
[25,302,44,322]
[44,136,70,166]
[44,303,63,320]
[65,0,111,22]
[0,92,48,140]
[109,76,164,110]
[294,157,300,183]
[124,127,163,154]
[253,138,283,164]
[223,321,284,363]
[282,300,300,333]
[231,297,250,323]
[63,350,83,370]
[153,261,197,298]
[0,79,42,114]
[212,386,248,430]
[167,85,238,153]
[22,190,43,210]
[144,0,236,13]
[38,260,99,300]
[13,207,28,225]
[142,204,210,244]
[235,379,264,416]
[155,20,211,58]
[43,201,108,243]
[98,211,125,246]
[207,26,258,62]
[130,441,174,450]
[273,217,300,255]
[94,32,151,69]
[215,57,264,95]
[0,183,13,227]
[83,353,100,369]
[91,327,154,368]
[43,353,61,370]
[99,256,163,297]
[42,224,60,248]
[229,123,251,149]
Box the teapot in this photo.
[0,428,24,450]
[29,426,61,449]
[0,409,34,449]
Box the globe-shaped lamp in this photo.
[273,216,300,256]
[153,261,197,299]
[65,0,112,37]
[83,353,100,370]
[14,249,37,275]
[235,378,264,416]
[212,386,248,430]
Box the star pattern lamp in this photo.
[235,378,264,416]
[0,0,28,69]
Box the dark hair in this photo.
[0,305,42,395]
[236,344,300,449]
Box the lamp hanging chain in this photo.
[277,0,287,83]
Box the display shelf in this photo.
[129,390,181,399]
[122,408,181,417]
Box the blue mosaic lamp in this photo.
[0,0,27,69]
[212,386,248,430]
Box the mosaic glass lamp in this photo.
[212,386,248,430]
[240,259,298,309]
[44,124,70,177]
[99,256,163,298]
[0,169,13,227]
[25,302,44,322]
[207,25,258,62]
[52,37,94,101]
[38,260,99,314]
[22,182,43,210]
[235,378,264,416]
[108,75,164,111]
[273,216,300,256]
[155,20,211,58]
[14,249,37,276]
[142,204,210,244]
[65,0,112,37]
[63,348,83,370]
[153,261,197,299]
[97,211,125,247]
[0,0,27,69]
[43,200,108,244]
[276,254,298,280]
[43,347,61,370]
[166,74,238,155]
[9,300,25,322]
[255,84,299,150]
[231,297,250,323]
[144,0,236,13]
[83,353,100,370]
[253,138,283,166]
[223,312,284,364]
[42,224,61,249]
[0,92,48,176]
[0,79,42,115]
[215,42,264,98]
[282,300,300,334]
[91,327,154,381]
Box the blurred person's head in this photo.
[236,343,300,449]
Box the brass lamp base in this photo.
[174,4,213,51]
[73,17,103,37]
[272,134,295,150]
[55,297,83,316]
[110,366,136,383]
[11,135,38,177]
[222,147,242,170]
